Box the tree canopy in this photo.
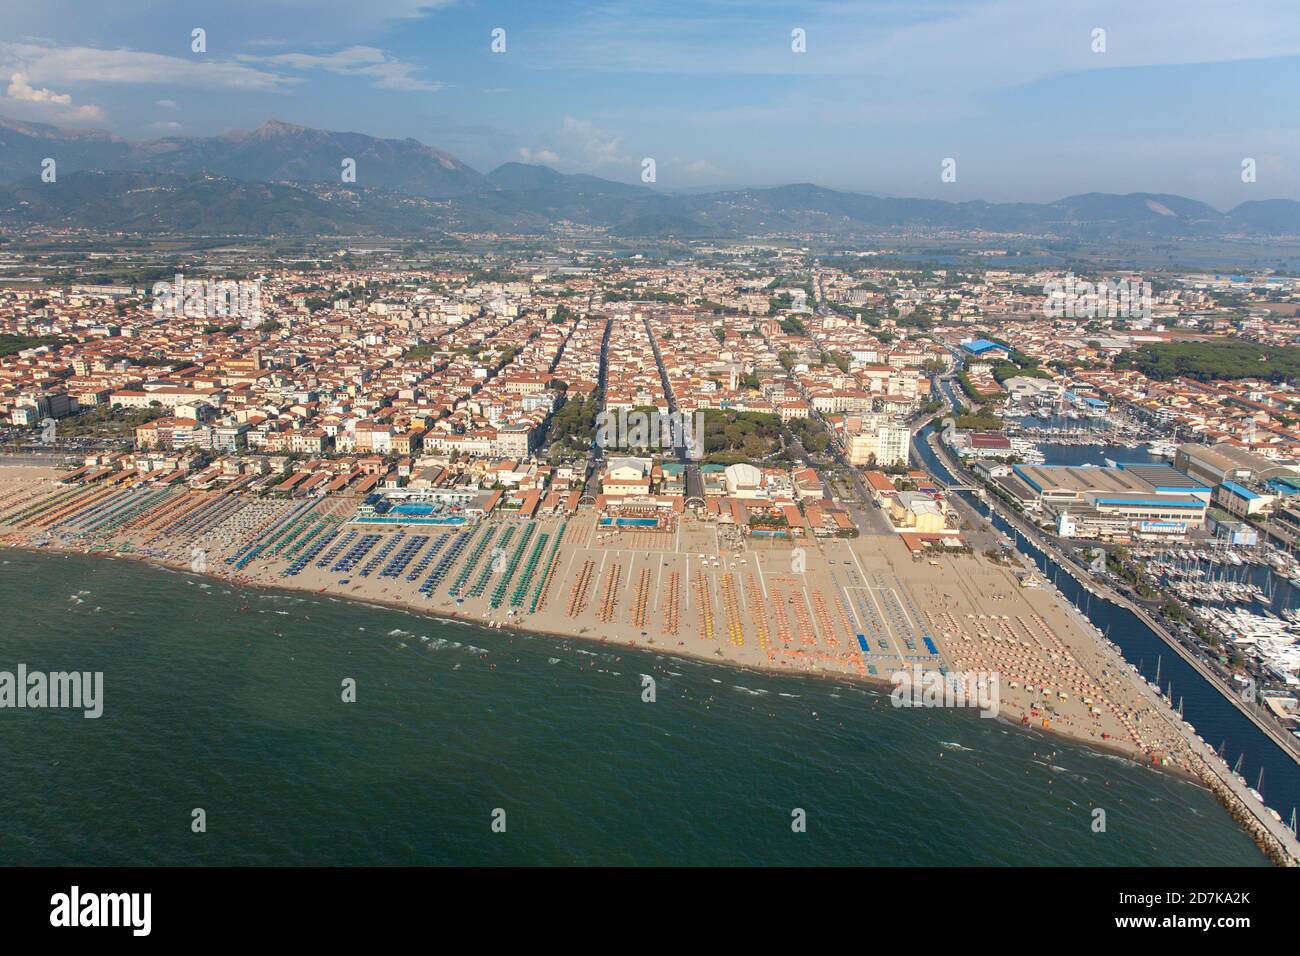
[1116,340,1300,382]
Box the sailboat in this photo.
[1248,768,1268,805]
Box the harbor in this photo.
[915,420,1300,864]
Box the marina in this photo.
[914,421,1300,857]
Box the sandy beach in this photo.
[0,464,1201,771]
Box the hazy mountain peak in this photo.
[0,114,488,197]
[0,115,1296,239]
[253,119,308,135]
[0,113,125,142]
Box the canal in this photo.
[912,423,1300,822]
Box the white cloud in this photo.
[561,116,627,167]
[149,120,183,130]
[516,117,632,173]
[4,71,104,121]
[7,71,70,106]
[0,41,294,92]
[239,45,444,92]
[519,146,560,164]
[155,99,177,108]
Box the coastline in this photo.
[5,534,1271,869]
[0,463,1261,839]
[1,536,1189,780]
[920,426,1300,863]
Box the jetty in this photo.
[923,426,1300,865]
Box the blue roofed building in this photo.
[1112,462,1212,501]
[961,338,1011,356]
[1007,463,1209,540]
[1214,480,1275,519]
[1265,474,1300,498]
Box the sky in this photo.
[1,0,1299,208]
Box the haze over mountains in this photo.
[1,115,1296,239]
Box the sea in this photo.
[0,548,1265,866]
[1036,443,1161,469]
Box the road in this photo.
[0,450,84,467]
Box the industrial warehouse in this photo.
[999,463,1212,540]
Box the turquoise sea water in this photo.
[0,549,1266,866]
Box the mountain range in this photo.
[1,115,1296,240]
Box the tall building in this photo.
[848,423,911,467]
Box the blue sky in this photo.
[2,0,1299,207]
